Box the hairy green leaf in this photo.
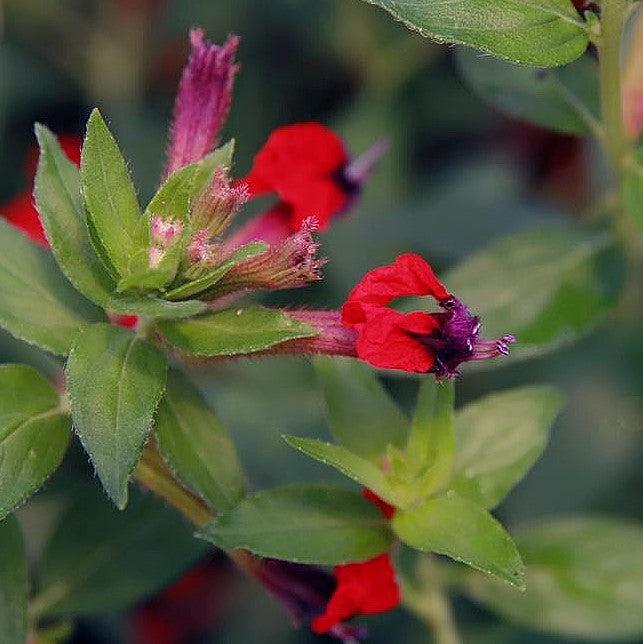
[66,324,167,509]
[393,491,525,588]
[81,109,145,277]
[360,0,589,67]
[155,367,245,512]
[0,515,28,644]
[315,357,409,461]
[39,487,206,616]
[198,484,393,565]
[464,517,643,639]
[452,386,564,508]
[158,306,316,356]
[457,49,599,135]
[165,242,268,301]
[0,365,70,521]
[0,219,105,355]
[283,436,401,506]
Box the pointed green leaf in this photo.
[406,379,455,495]
[457,49,599,135]
[39,488,206,616]
[158,306,317,357]
[315,356,409,461]
[0,365,70,521]
[283,435,401,506]
[155,367,245,512]
[464,517,643,640]
[360,0,589,67]
[0,219,105,355]
[165,242,268,301]
[452,386,564,509]
[393,491,525,588]
[0,515,28,644]
[34,123,119,297]
[33,126,206,320]
[81,108,145,277]
[197,484,393,565]
[66,323,167,509]
[145,140,235,223]
[624,147,643,234]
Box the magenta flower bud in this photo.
[191,168,249,236]
[148,246,165,269]
[164,29,239,177]
[209,217,325,298]
[150,216,183,247]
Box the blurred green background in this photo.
[1,1,641,642]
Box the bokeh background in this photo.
[0,1,641,642]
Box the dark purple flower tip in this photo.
[164,28,239,178]
[342,138,390,190]
[426,297,516,379]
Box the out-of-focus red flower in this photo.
[362,488,396,520]
[311,554,400,636]
[235,124,387,241]
[131,555,236,644]
[1,134,81,247]
[342,253,515,377]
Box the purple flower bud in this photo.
[150,216,183,246]
[164,29,239,177]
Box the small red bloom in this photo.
[311,553,400,636]
[342,254,515,378]
[2,134,81,247]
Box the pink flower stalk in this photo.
[164,29,239,177]
[623,10,643,139]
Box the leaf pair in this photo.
[270,359,564,588]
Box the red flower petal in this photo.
[362,489,396,520]
[311,553,400,634]
[1,191,48,247]
[354,307,438,373]
[242,123,350,232]
[342,253,450,326]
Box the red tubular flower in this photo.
[342,253,515,378]
[311,553,400,637]
[232,124,387,244]
[164,28,239,177]
[1,134,81,247]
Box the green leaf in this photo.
[0,365,70,521]
[624,148,643,234]
[81,108,145,277]
[452,386,564,509]
[283,436,401,506]
[457,49,599,135]
[158,306,317,357]
[406,379,455,496]
[463,516,643,640]
[66,323,167,509]
[393,491,525,588]
[34,125,206,320]
[165,242,268,301]
[0,219,106,355]
[145,140,235,223]
[34,123,119,299]
[441,226,620,365]
[0,515,28,644]
[198,484,393,565]
[39,488,207,616]
[315,356,409,461]
[360,0,589,67]
[155,367,245,512]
